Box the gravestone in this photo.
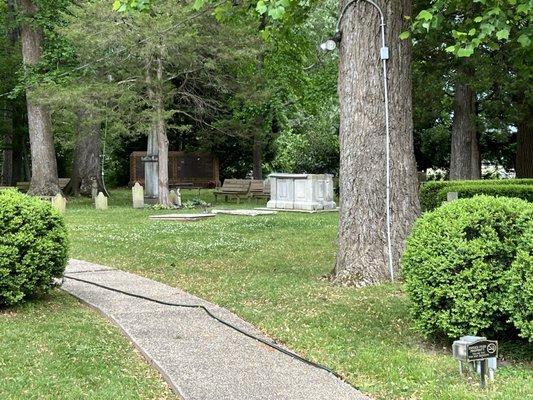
[149,213,215,222]
[213,209,276,216]
[51,194,67,214]
[95,192,108,210]
[267,173,336,211]
[132,182,144,209]
[175,188,182,207]
[169,189,182,207]
[447,192,459,202]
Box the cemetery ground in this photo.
[1,189,531,400]
[0,291,175,400]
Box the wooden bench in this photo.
[213,179,251,203]
[249,179,271,202]
[16,178,71,193]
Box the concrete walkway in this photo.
[63,260,368,400]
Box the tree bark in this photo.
[516,98,532,178]
[64,109,105,196]
[1,0,19,186]
[253,132,262,180]
[1,109,14,186]
[145,51,170,206]
[155,50,170,207]
[334,0,420,285]
[20,0,60,195]
[450,81,480,180]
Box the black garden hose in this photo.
[63,274,359,391]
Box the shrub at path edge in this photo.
[401,195,533,341]
[0,189,68,306]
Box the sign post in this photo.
[452,336,498,388]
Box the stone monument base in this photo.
[267,173,336,211]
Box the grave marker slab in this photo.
[212,209,276,216]
[447,192,459,202]
[132,182,144,209]
[169,189,182,207]
[51,193,67,214]
[95,192,108,210]
[149,213,215,222]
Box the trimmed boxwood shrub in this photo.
[0,189,68,306]
[420,179,533,211]
[401,195,533,340]
[506,226,533,341]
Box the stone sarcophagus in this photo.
[267,173,336,211]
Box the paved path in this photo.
[63,260,368,400]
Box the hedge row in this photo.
[402,196,533,341]
[420,179,533,211]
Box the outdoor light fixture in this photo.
[320,31,342,51]
[324,0,394,282]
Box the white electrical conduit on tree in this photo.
[334,0,394,281]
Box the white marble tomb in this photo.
[266,173,336,211]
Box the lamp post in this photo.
[321,0,394,282]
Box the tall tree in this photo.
[0,0,25,186]
[334,0,420,284]
[516,96,532,178]
[64,108,105,196]
[19,0,60,195]
[410,0,532,178]
[449,78,480,180]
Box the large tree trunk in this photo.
[1,109,14,186]
[1,0,18,186]
[145,51,170,206]
[64,110,105,196]
[253,132,262,180]
[449,82,480,180]
[334,0,420,285]
[516,99,532,178]
[155,50,170,207]
[20,0,60,195]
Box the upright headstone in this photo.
[51,193,67,214]
[95,192,108,210]
[176,188,182,207]
[168,189,183,207]
[169,190,178,206]
[132,182,144,209]
[447,192,459,202]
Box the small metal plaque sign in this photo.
[467,340,498,361]
[141,155,159,163]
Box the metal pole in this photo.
[337,0,394,281]
[480,360,487,389]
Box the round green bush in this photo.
[0,189,68,306]
[506,224,533,341]
[401,195,532,340]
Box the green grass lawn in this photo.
[0,291,175,400]
[57,189,533,399]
